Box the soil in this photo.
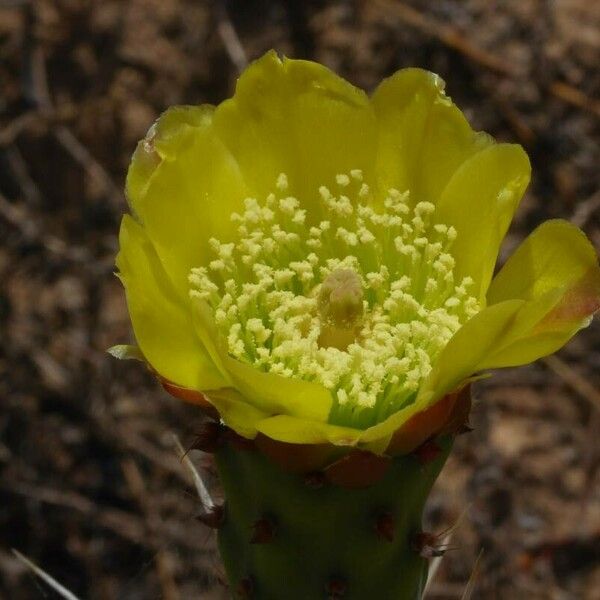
[1,1,599,599]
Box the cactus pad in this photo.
[215,436,452,599]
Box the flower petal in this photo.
[371,68,494,203]
[416,299,526,406]
[483,219,600,367]
[434,143,531,301]
[256,414,362,447]
[117,215,227,390]
[254,391,463,457]
[206,388,271,439]
[126,105,212,209]
[488,220,600,304]
[126,105,249,298]
[419,220,600,404]
[212,51,377,213]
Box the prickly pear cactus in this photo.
[215,434,452,600]
[112,50,600,600]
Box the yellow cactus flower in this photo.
[114,51,600,455]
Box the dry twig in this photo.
[0,191,89,262]
[19,25,123,205]
[549,81,600,120]
[4,145,42,206]
[372,0,600,118]
[371,0,520,77]
[3,480,206,551]
[543,355,600,412]
[571,191,600,228]
[0,111,43,146]
[53,125,123,205]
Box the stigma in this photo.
[318,269,364,350]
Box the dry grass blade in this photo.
[460,549,483,600]
[423,532,453,597]
[11,549,81,600]
[172,433,215,510]
[424,504,471,596]
[215,0,248,73]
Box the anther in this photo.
[250,517,276,544]
[196,504,225,529]
[191,172,482,428]
[276,172,288,191]
[374,511,395,542]
[336,173,350,187]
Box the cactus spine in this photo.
[214,434,452,600]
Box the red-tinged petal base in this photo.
[412,440,443,465]
[255,434,339,473]
[438,385,472,435]
[159,377,220,419]
[536,268,600,331]
[157,373,472,480]
[324,450,391,488]
[386,386,471,455]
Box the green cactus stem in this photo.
[215,435,452,600]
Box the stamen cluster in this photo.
[189,171,479,428]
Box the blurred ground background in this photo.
[1,0,599,598]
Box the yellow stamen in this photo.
[188,172,481,428]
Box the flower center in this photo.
[189,171,480,428]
